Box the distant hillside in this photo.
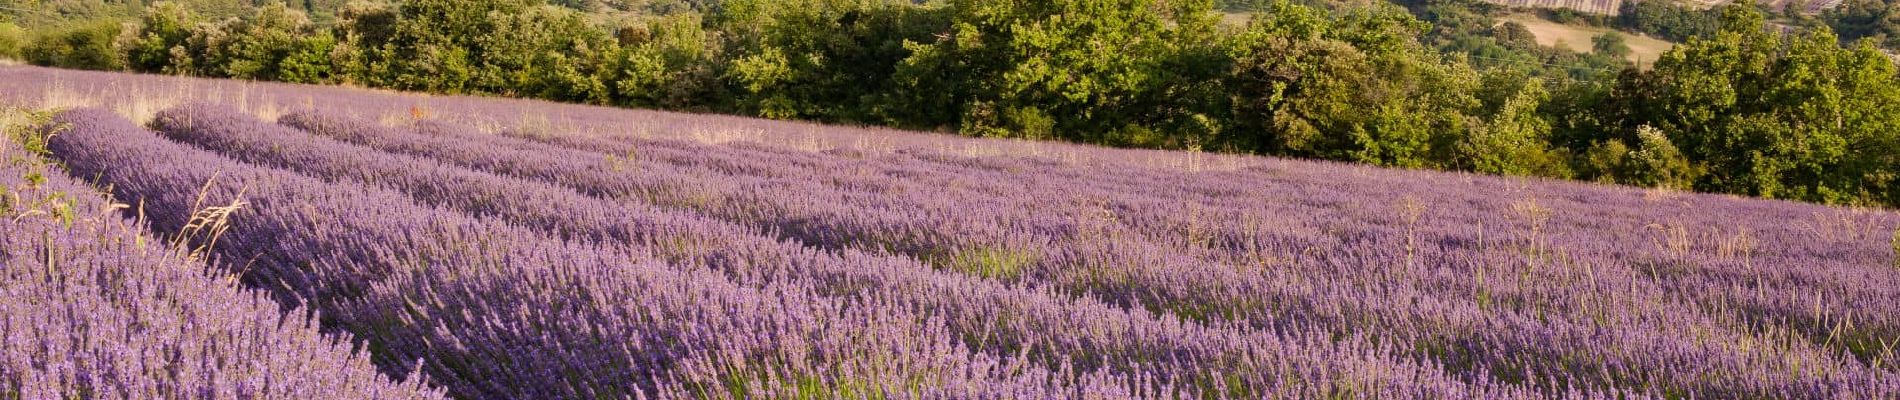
[0,0,336,25]
[1487,0,1624,15]
[1499,13,1674,66]
[0,0,725,27]
[1476,0,1840,15]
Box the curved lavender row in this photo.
[1102,158,1900,374]
[46,109,1124,399]
[155,105,1533,397]
[755,136,1900,393]
[312,115,1897,396]
[0,130,444,399]
[571,126,1900,381]
[897,150,1900,389]
[402,121,1900,399]
[1246,165,1899,340]
[0,66,1256,173]
[548,122,1900,356]
[440,114,1895,396]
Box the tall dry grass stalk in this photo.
[1800,207,1887,242]
[1397,196,1426,266]
[34,79,186,125]
[25,74,309,126]
[1512,197,1552,261]
[177,173,248,264]
[1646,222,1692,259]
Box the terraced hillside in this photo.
[3,66,1898,398]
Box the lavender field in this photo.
[2,65,1899,398]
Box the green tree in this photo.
[0,22,23,59]
[276,34,335,83]
[1637,1,1900,204]
[607,12,718,109]
[369,0,541,93]
[480,5,617,102]
[122,1,197,73]
[1223,0,1479,168]
[893,0,1224,147]
[187,3,324,81]
[1623,125,1699,189]
[331,0,398,85]
[1461,78,1571,177]
[1592,32,1630,58]
[1618,0,1719,42]
[22,19,123,70]
[715,0,946,123]
[1577,125,1698,189]
[1823,0,1900,50]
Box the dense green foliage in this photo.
[0,22,23,58]
[21,18,119,69]
[1407,0,1626,81]
[1825,0,1900,49]
[1627,5,1900,203]
[894,0,1224,146]
[0,0,343,26]
[11,0,1900,207]
[1617,0,1719,42]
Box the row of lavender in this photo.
[122,104,1529,398]
[0,66,1255,172]
[50,108,1189,398]
[0,116,442,398]
[571,125,1900,396]
[266,107,1900,397]
[9,65,1894,396]
[136,98,1900,397]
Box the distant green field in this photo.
[1501,14,1675,67]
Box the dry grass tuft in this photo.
[177,173,248,263]
[38,82,93,111]
[1646,222,1692,259]
[1715,228,1757,264]
[1398,196,1427,266]
[1512,197,1553,258]
[30,78,188,125]
[1800,207,1887,242]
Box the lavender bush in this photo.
[0,116,443,399]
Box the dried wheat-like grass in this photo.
[177,173,248,263]
[1398,196,1427,265]
[1642,186,1687,203]
[1800,207,1888,242]
[37,81,93,111]
[113,93,185,126]
[1716,228,1758,264]
[1646,222,1693,259]
[1512,197,1553,254]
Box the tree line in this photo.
[4,0,1900,207]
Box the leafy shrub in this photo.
[608,13,716,109]
[1592,32,1631,57]
[0,22,24,59]
[1619,0,1720,42]
[1461,80,1572,178]
[1622,125,1698,190]
[1578,125,1698,189]
[23,19,125,70]
[121,1,198,73]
